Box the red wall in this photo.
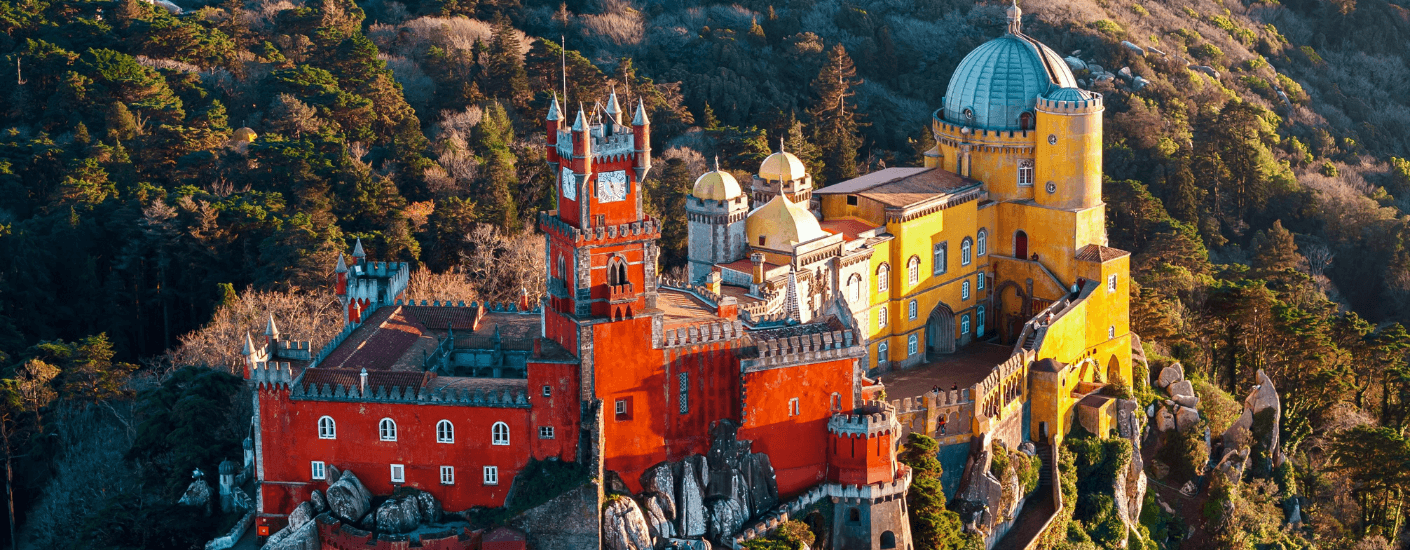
[737,357,856,498]
[592,317,668,492]
[662,343,742,462]
[827,431,896,486]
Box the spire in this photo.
[1006,0,1022,34]
[604,86,622,123]
[632,98,649,126]
[241,332,254,355]
[782,269,812,324]
[546,93,562,121]
[352,237,366,259]
[334,252,348,274]
[780,136,786,154]
[264,315,279,339]
[572,104,587,132]
[713,155,720,172]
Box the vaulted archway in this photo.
[926,301,956,359]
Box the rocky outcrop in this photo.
[415,490,443,524]
[953,434,1003,536]
[310,490,327,514]
[1221,369,1284,474]
[261,514,319,550]
[1157,363,1183,388]
[1152,364,1200,433]
[512,482,601,550]
[373,493,423,534]
[678,459,707,537]
[325,464,342,485]
[287,501,315,531]
[326,472,372,523]
[1121,41,1146,55]
[644,494,675,540]
[177,473,212,515]
[705,498,746,543]
[603,497,653,550]
[641,463,677,520]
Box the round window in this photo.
[1047,134,1058,145]
[963,108,975,121]
[1046,181,1057,194]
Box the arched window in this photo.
[961,238,973,266]
[908,299,918,320]
[831,392,843,412]
[607,256,628,286]
[907,334,918,356]
[977,229,987,256]
[379,418,397,441]
[977,306,987,337]
[848,274,863,304]
[1017,159,1035,186]
[436,420,454,443]
[878,307,888,329]
[878,342,889,363]
[933,242,948,275]
[877,263,890,292]
[962,280,971,301]
[880,530,897,549]
[1015,230,1029,258]
[556,255,565,278]
[318,416,336,439]
[492,422,510,445]
[961,314,971,335]
[907,256,921,285]
[1019,112,1034,130]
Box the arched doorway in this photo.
[1107,356,1121,385]
[1014,230,1028,259]
[926,302,956,358]
[994,281,1025,345]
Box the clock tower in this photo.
[540,90,660,347]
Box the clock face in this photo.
[560,166,576,201]
[597,170,628,203]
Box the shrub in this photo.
[742,520,814,550]
[1130,4,1149,16]
[1190,43,1225,62]
[1276,74,1309,103]
[1091,20,1124,36]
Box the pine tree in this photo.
[488,13,531,109]
[809,44,863,186]
[782,112,822,181]
[473,101,521,232]
[1252,220,1300,273]
[105,102,139,142]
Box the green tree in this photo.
[1331,426,1410,541]
[1251,220,1300,272]
[488,14,530,109]
[809,44,863,186]
[898,433,965,549]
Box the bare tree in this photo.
[460,225,546,306]
[158,287,343,377]
[405,269,480,304]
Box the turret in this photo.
[604,87,622,126]
[334,252,348,297]
[545,94,562,172]
[351,237,366,267]
[264,315,280,347]
[632,99,652,188]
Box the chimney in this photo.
[707,269,722,296]
[751,253,766,285]
[359,368,368,396]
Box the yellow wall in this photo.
[1034,107,1103,211]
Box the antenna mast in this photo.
[561,35,568,104]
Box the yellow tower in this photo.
[1033,89,1103,211]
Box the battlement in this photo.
[555,124,638,161]
[661,320,745,348]
[743,329,858,371]
[274,340,313,361]
[827,401,901,438]
[659,275,724,306]
[287,376,530,408]
[538,211,661,244]
[731,467,913,549]
[1036,93,1104,114]
[250,361,295,388]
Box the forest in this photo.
[1,0,1410,546]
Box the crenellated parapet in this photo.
[538,211,661,245]
[287,378,530,408]
[730,466,913,549]
[827,400,902,438]
[743,329,859,372]
[658,275,724,306]
[1036,93,1104,114]
[250,361,294,389]
[660,320,745,348]
[273,340,313,361]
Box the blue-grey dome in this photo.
[943,33,1077,130]
[1045,87,1095,103]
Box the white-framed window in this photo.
[390,464,405,483]
[789,397,801,417]
[436,420,454,443]
[491,422,510,445]
[849,274,863,304]
[878,307,888,329]
[908,300,918,320]
[542,385,552,397]
[961,238,973,266]
[878,342,889,363]
[977,306,987,337]
[961,314,971,335]
[1109,325,1117,339]
[977,229,987,256]
[962,280,971,301]
[311,461,326,480]
[539,426,555,439]
[318,416,336,439]
[379,418,397,441]
[615,399,627,415]
[832,392,843,412]
[1018,159,1034,186]
[933,243,948,275]
[440,466,455,485]
[977,273,986,291]
[483,466,499,485]
[1108,274,1118,292]
[678,372,690,414]
[907,334,918,356]
[907,256,921,285]
[877,264,890,292]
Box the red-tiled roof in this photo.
[320,306,435,371]
[820,219,878,241]
[299,368,433,392]
[404,306,480,331]
[1075,244,1132,263]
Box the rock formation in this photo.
[1220,369,1283,475]
[373,493,423,534]
[325,471,372,523]
[603,497,653,550]
[177,471,212,515]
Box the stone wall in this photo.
[512,483,602,550]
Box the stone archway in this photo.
[926,302,956,359]
[993,280,1026,345]
[1107,356,1121,385]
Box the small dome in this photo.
[942,34,1077,130]
[232,127,257,142]
[219,459,237,475]
[691,169,742,202]
[1045,87,1096,103]
[746,195,826,248]
[759,151,806,182]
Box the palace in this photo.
[243,5,1135,549]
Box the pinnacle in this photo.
[605,86,621,114]
[632,98,649,126]
[264,314,279,337]
[546,93,562,121]
[352,237,366,258]
[572,104,587,131]
[334,252,348,274]
[242,332,255,355]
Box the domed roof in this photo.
[692,162,742,201]
[1045,87,1096,103]
[232,127,257,142]
[942,31,1077,130]
[219,459,237,475]
[746,195,826,248]
[759,151,806,182]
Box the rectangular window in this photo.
[1108,274,1118,292]
[878,307,888,329]
[978,273,986,291]
[440,466,455,485]
[1018,160,1035,186]
[542,385,552,397]
[539,426,555,439]
[933,243,948,275]
[847,194,859,206]
[311,461,325,480]
[390,464,404,483]
[678,372,690,414]
[483,466,499,485]
[908,334,918,356]
[789,398,800,417]
[615,399,627,415]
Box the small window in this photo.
[848,508,861,523]
[1018,159,1035,186]
[847,194,859,206]
[933,243,948,275]
[678,372,690,414]
[539,426,555,439]
[849,274,863,303]
[318,416,336,439]
[789,397,800,417]
[877,264,890,292]
[977,229,987,256]
[832,392,842,412]
[379,418,397,442]
[907,256,921,285]
[961,314,971,335]
[881,530,897,549]
[907,334,918,356]
[437,420,454,443]
[1108,274,1118,292]
[440,466,455,485]
[977,306,987,337]
[908,300,918,320]
[1109,325,1117,339]
[977,273,986,291]
[483,466,499,485]
[878,307,888,329]
[390,464,405,483]
[759,235,767,246]
[615,399,627,415]
[311,461,326,480]
[878,342,889,363]
[491,422,510,445]
[962,280,971,301]
[961,238,973,266]
[542,385,552,397]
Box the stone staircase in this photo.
[1036,444,1055,488]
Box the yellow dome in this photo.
[759,151,806,181]
[746,195,825,248]
[232,127,258,142]
[691,169,742,201]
